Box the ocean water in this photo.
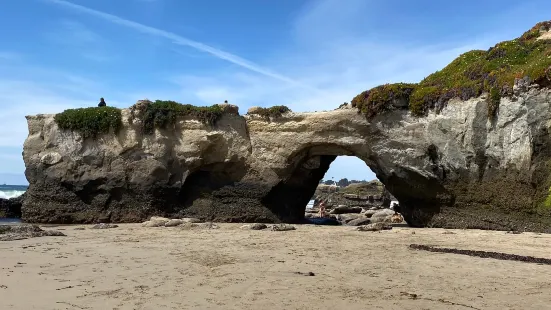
[0,184,27,199]
[0,217,21,223]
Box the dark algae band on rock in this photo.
[351,21,551,119]
[21,21,551,232]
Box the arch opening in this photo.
[261,143,454,226]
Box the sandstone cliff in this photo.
[22,88,551,232]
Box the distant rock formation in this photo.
[313,181,391,210]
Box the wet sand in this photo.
[1,223,551,310]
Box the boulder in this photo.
[142,220,167,227]
[370,209,395,223]
[0,224,65,241]
[272,224,296,231]
[335,213,362,223]
[165,219,184,227]
[241,223,268,230]
[347,217,372,226]
[363,210,378,218]
[150,216,170,222]
[356,222,393,232]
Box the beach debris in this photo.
[73,227,86,230]
[91,223,119,229]
[294,271,315,276]
[409,244,551,265]
[400,292,418,299]
[271,224,296,231]
[355,222,393,232]
[0,224,65,241]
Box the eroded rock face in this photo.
[21,90,551,232]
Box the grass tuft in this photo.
[247,105,291,119]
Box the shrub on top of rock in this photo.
[352,20,551,119]
[247,105,291,119]
[142,100,232,134]
[54,106,122,138]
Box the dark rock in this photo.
[347,217,372,226]
[330,206,363,214]
[0,193,25,218]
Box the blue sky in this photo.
[0,0,549,185]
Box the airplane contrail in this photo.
[45,0,307,87]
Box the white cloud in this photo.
[44,0,307,87]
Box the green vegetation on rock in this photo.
[54,106,122,138]
[352,21,551,118]
[248,105,291,119]
[142,100,227,134]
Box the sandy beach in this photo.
[1,223,551,310]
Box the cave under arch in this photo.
[260,143,453,227]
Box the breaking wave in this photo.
[0,185,27,199]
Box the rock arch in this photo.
[21,91,551,232]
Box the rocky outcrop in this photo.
[0,193,24,218]
[313,181,391,209]
[21,89,551,232]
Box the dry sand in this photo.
[1,223,551,310]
